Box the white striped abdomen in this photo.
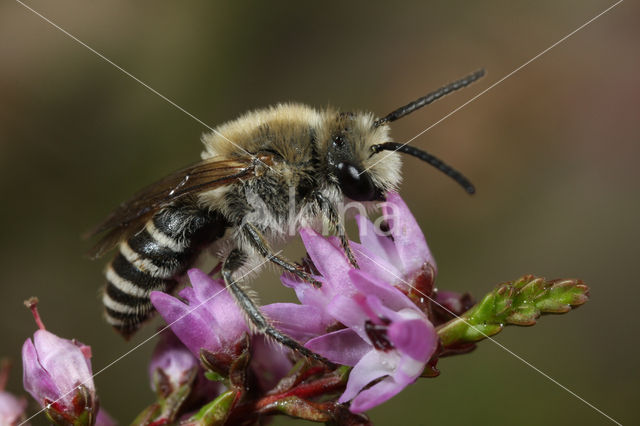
[102,204,228,337]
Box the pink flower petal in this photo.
[362,294,407,326]
[338,350,396,404]
[188,269,225,302]
[178,286,196,302]
[261,303,329,342]
[350,242,399,285]
[280,274,329,311]
[325,295,369,340]
[394,355,427,386]
[149,330,198,391]
[32,330,94,397]
[348,375,407,413]
[153,269,249,361]
[348,270,416,312]
[187,270,245,338]
[21,338,59,405]
[299,229,355,297]
[387,318,437,362]
[305,329,371,366]
[383,193,436,275]
[355,215,400,266]
[151,291,220,356]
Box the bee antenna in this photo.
[373,69,485,128]
[371,142,475,194]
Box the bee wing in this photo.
[86,155,268,258]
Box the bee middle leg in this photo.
[315,192,359,268]
[222,248,334,366]
[242,223,322,287]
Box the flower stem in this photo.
[24,297,46,330]
[437,275,589,348]
[0,358,10,390]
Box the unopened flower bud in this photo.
[149,330,199,397]
[21,298,97,426]
[151,269,249,376]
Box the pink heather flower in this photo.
[279,229,359,331]
[275,193,438,412]
[305,271,438,413]
[280,192,437,332]
[151,269,249,360]
[0,360,28,426]
[260,301,331,343]
[21,299,97,425]
[148,328,223,411]
[352,192,437,289]
[148,330,199,394]
[152,268,327,368]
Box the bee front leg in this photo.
[222,249,334,366]
[315,193,359,268]
[242,223,322,287]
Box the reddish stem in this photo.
[0,358,10,391]
[257,372,346,410]
[227,372,348,424]
[24,297,46,330]
[298,366,325,382]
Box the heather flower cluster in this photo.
[8,193,589,425]
[279,193,441,412]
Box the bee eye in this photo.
[336,162,378,201]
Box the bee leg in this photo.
[315,193,359,268]
[243,223,322,288]
[222,249,335,367]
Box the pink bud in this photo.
[21,299,97,425]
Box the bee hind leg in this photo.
[242,223,322,287]
[222,249,335,367]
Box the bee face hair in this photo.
[316,109,400,202]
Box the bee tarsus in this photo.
[222,248,335,367]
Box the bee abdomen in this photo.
[103,204,228,337]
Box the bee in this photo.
[88,69,484,362]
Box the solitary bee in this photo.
[88,69,484,361]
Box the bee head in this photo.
[323,69,485,200]
[324,111,401,202]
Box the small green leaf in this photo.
[270,396,332,422]
[437,275,589,348]
[184,390,236,426]
[205,371,225,382]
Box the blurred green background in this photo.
[1,1,638,424]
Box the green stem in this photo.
[437,275,589,348]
